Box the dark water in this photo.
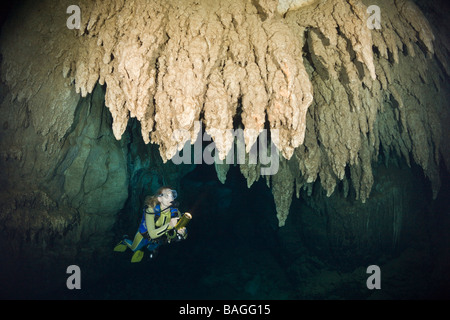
[49,165,294,300]
[2,164,449,300]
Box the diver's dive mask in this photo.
[159,189,178,201]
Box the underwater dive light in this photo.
[175,212,192,230]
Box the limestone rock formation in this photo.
[1,0,448,232]
[0,80,129,262]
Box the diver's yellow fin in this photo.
[131,250,144,263]
[113,242,127,252]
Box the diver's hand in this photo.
[177,227,186,236]
[169,217,179,229]
[176,227,187,240]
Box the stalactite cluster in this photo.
[1,0,448,227]
[265,0,449,226]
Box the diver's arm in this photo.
[146,213,170,239]
[169,209,182,226]
[172,210,187,237]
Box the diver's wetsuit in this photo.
[124,204,180,252]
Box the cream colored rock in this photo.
[1,0,448,228]
[277,0,319,15]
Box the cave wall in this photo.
[0,83,129,261]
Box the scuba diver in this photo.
[114,186,191,263]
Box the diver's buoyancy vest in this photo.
[138,204,179,234]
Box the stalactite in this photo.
[1,0,448,227]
